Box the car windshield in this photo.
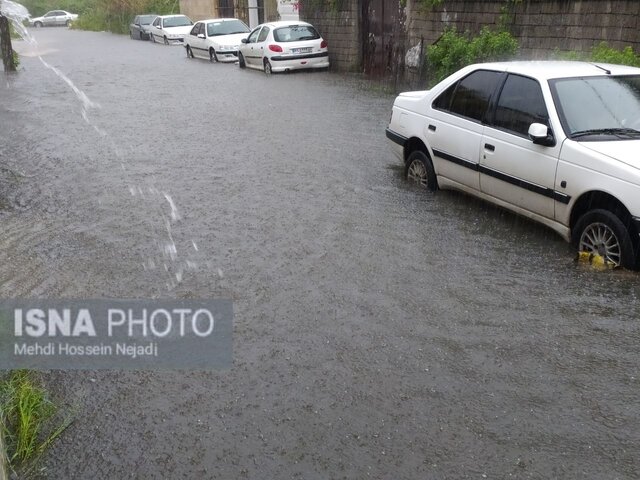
[550,75,640,139]
[138,15,155,25]
[206,19,249,37]
[163,16,191,27]
[273,25,320,42]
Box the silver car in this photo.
[29,10,78,27]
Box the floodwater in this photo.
[1,28,639,479]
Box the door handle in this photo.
[484,143,495,152]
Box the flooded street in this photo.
[1,28,640,478]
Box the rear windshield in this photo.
[207,19,249,37]
[273,25,320,42]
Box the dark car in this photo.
[130,14,156,40]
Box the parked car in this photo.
[130,14,156,40]
[184,18,250,62]
[386,61,640,269]
[29,10,78,27]
[148,14,193,45]
[237,20,329,74]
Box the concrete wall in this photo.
[300,0,640,76]
[179,0,218,21]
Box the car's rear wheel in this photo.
[186,45,194,58]
[263,59,273,75]
[238,52,246,69]
[209,48,218,63]
[573,209,637,269]
[34,21,42,28]
[405,150,437,191]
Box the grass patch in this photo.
[0,370,72,478]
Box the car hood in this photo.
[210,33,248,45]
[163,25,193,35]
[580,140,640,170]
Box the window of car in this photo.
[163,16,192,28]
[257,26,270,42]
[190,23,201,36]
[273,25,320,42]
[153,17,160,27]
[45,12,56,17]
[206,19,249,37]
[139,15,155,25]
[246,27,261,43]
[433,70,502,123]
[550,75,640,139]
[491,74,549,137]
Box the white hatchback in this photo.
[386,61,640,269]
[148,14,193,45]
[184,18,250,62]
[237,20,329,74]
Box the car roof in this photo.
[157,14,189,19]
[257,20,313,29]
[466,60,640,80]
[199,18,243,23]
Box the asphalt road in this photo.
[1,28,639,479]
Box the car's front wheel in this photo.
[238,52,246,69]
[130,30,134,39]
[150,33,155,43]
[163,36,169,45]
[140,32,145,40]
[34,21,42,28]
[186,45,194,58]
[573,209,637,269]
[65,19,71,27]
[405,150,438,191]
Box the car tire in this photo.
[238,52,246,69]
[186,45,194,58]
[209,48,218,63]
[163,36,169,45]
[150,33,155,43]
[264,59,272,75]
[66,19,71,27]
[130,30,134,39]
[140,32,145,40]
[405,150,438,191]
[34,21,42,28]
[573,209,637,269]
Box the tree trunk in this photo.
[0,14,16,73]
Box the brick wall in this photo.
[300,0,640,76]
[301,0,361,71]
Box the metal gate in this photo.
[362,0,405,78]
[218,0,235,18]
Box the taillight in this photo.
[320,40,328,49]
[268,44,283,52]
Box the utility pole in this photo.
[0,0,17,72]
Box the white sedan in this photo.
[29,10,78,27]
[237,20,329,74]
[184,18,250,62]
[148,15,193,45]
[386,61,640,269]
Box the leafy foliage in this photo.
[426,27,518,84]
[19,0,179,34]
[554,42,640,67]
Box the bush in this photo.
[554,42,640,67]
[426,27,519,84]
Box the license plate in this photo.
[291,47,312,54]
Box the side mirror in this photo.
[197,33,205,39]
[241,38,248,43]
[528,123,556,147]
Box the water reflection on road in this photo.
[1,28,639,479]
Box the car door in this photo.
[186,23,201,56]
[480,73,561,220]
[43,12,57,26]
[242,27,262,67]
[150,17,161,42]
[427,69,504,191]
[253,26,271,68]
